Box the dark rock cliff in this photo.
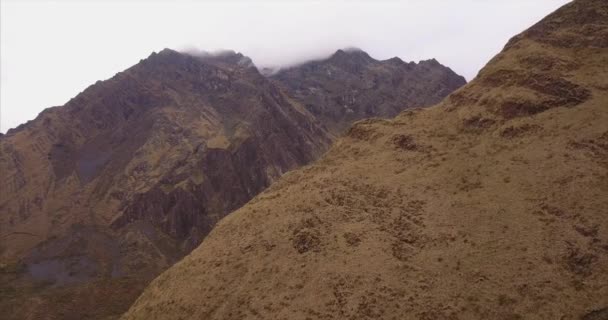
[272,48,466,133]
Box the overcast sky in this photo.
[1,0,570,133]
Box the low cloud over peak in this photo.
[1,0,570,132]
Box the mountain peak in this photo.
[385,56,405,64]
[181,48,255,69]
[329,48,374,64]
[270,48,465,134]
[143,48,255,71]
[419,57,440,65]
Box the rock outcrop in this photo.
[272,48,466,133]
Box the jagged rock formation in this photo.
[0,46,463,319]
[122,1,608,319]
[0,48,332,319]
[0,48,331,259]
[272,48,465,133]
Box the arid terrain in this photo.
[122,0,608,319]
[0,46,464,319]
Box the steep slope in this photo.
[272,49,466,134]
[123,1,608,319]
[0,48,463,319]
[1,49,329,258]
[0,49,332,319]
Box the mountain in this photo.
[0,48,332,319]
[1,48,330,257]
[0,47,464,319]
[122,1,608,319]
[272,48,466,133]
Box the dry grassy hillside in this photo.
[123,0,608,319]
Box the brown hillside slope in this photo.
[123,1,608,319]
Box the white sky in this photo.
[0,0,570,133]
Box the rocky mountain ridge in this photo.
[271,48,466,133]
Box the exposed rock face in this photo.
[0,46,463,319]
[272,48,466,133]
[122,1,608,319]
[0,48,331,320]
[0,48,329,258]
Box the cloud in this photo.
[0,0,570,132]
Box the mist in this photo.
[0,0,570,133]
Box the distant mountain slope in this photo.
[272,49,466,133]
[0,48,331,261]
[0,48,332,319]
[0,47,463,319]
[122,1,608,319]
